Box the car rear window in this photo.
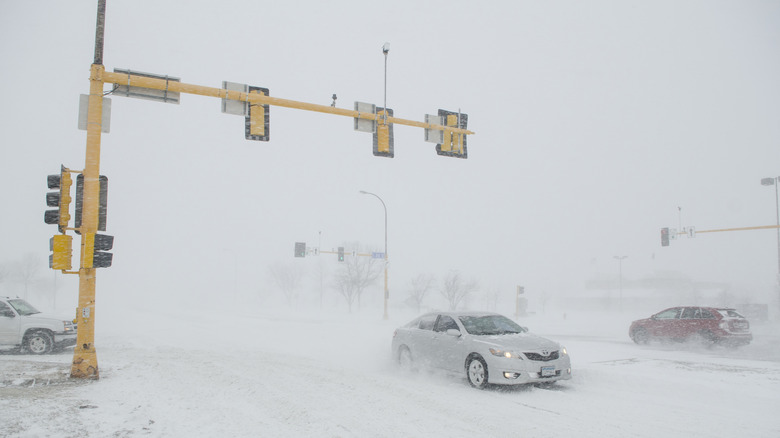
[717,309,745,319]
[418,314,437,330]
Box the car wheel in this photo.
[25,331,53,355]
[398,346,414,371]
[692,330,717,347]
[466,355,489,389]
[632,328,649,345]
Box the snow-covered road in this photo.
[2,305,779,437]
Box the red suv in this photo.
[629,306,752,346]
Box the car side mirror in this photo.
[446,329,461,337]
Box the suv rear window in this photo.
[717,309,744,318]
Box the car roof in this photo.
[421,311,501,318]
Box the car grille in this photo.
[524,351,559,361]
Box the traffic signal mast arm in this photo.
[100,70,475,136]
[695,224,780,234]
[319,249,376,257]
[662,224,780,246]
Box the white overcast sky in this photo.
[2,0,779,310]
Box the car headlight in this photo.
[489,348,523,359]
[561,347,568,356]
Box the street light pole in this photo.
[382,42,390,125]
[613,255,628,312]
[761,177,780,301]
[359,190,388,320]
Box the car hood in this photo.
[22,312,69,322]
[471,332,561,351]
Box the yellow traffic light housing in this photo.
[49,234,73,271]
[435,110,468,159]
[373,108,394,158]
[83,232,114,269]
[44,166,73,232]
[246,86,270,141]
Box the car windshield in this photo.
[458,315,527,336]
[8,299,40,316]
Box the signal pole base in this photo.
[71,349,100,379]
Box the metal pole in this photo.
[619,260,623,312]
[614,256,627,312]
[775,179,780,277]
[382,43,389,124]
[319,230,323,309]
[360,190,389,320]
[93,0,106,65]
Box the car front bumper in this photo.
[485,355,572,385]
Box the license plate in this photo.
[541,366,556,377]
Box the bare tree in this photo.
[408,273,435,313]
[439,270,479,311]
[267,262,306,307]
[14,253,42,299]
[482,287,501,311]
[0,262,8,286]
[332,247,382,312]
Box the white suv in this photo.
[0,297,77,354]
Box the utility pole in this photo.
[613,256,627,313]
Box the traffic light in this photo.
[49,234,73,271]
[74,174,108,233]
[338,246,345,262]
[246,86,270,141]
[294,242,306,258]
[84,233,114,268]
[661,228,670,247]
[435,109,468,159]
[44,166,73,232]
[373,108,394,158]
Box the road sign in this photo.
[354,102,376,133]
[372,252,385,259]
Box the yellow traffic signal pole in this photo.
[71,0,106,379]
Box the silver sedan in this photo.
[391,311,572,389]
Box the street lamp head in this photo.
[761,177,777,186]
[382,42,390,55]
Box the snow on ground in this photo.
[2,301,780,437]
